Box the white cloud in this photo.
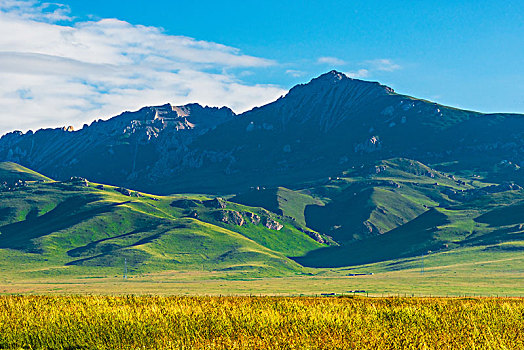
[285,69,304,78]
[317,56,346,66]
[0,0,72,22]
[0,1,286,135]
[345,69,369,79]
[343,59,401,80]
[364,59,401,72]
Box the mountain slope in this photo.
[0,103,235,189]
[230,187,322,226]
[2,71,524,194]
[224,157,524,268]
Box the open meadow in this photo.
[2,242,523,297]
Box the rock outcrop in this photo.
[245,212,261,225]
[204,198,227,209]
[263,217,283,231]
[215,210,244,226]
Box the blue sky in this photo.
[0,0,523,133]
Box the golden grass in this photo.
[0,296,523,349]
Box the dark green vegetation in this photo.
[1,296,523,349]
[229,158,524,271]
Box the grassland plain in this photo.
[0,295,523,349]
[1,222,524,297]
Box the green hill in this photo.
[0,163,327,279]
[0,162,51,184]
[1,159,524,280]
[226,158,524,269]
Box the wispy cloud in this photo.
[317,56,346,66]
[285,69,305,78]
[0,1,286,134]
[364,58,402,72]
[344,58,401,79]
[345,69,369,79]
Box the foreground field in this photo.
[0,296,522,349]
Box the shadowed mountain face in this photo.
[0,103,236,192]
[1,70,524,195]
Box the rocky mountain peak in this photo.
[98,102,235,136]
[242,71,398,132]
[315,70,348,83]
[287,70,395,97]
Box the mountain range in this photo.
[1,70,524,277]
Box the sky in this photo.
[0,0,523,135]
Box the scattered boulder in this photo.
[363,221,378,234]
[355,136,382,153]
[384,180,401,188]
[297,227,326,244]
[445,182,523,201]
[498,182,523,191]
[116,187,132,196]
[229,211,244,226]
[374,165,387,174]
[263,217,283,231]
[245,212,261,225]
[0,179,27,191]
[307,231,326,244]
[67,176,89,187]
[115,187,141,197]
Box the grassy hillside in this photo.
[0,162,327,279]
[227,158,524,270]
[2,158,524,285]
[231,187,322,226]
[0,162,51,183]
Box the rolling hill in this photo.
[0,163,329,278]
[2,156,524,277]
